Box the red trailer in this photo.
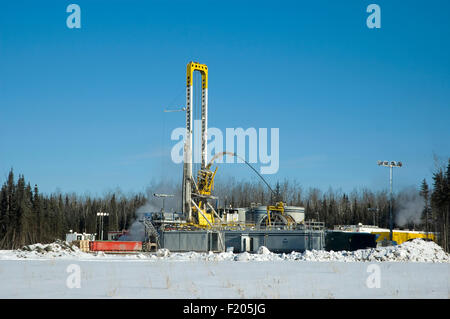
[89,241,142,252]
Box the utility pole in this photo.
[377,161,403,242]
[368,207,379,227]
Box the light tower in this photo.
[153,193,174,213]
[377,160,403,242]
[96,211,109,240]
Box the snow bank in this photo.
[0,240,93,260]
[155,239,450,263]
[0,239,448,263]
[285,239,450,263]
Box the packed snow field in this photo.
[0,239,448,298]
[1,238,449,263]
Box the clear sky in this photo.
[1,0,449,196]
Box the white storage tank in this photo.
[245,205,305,227]
[284,206,305,224]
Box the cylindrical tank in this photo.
[245,206,268,226]
[245,205,305,226]
[284,206,305,224]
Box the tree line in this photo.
[0,158,449,251]
[0,169,146,249]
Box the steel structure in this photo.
[182,62,222,228]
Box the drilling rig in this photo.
[181,62,293,231]
[139,61,326,253]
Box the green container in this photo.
[325,231,376,251]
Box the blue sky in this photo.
[0,0,449,196]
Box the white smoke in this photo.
[395,187,425,228]
[118,219,145,241]
[119,180,182,241]
[119,203,160,241]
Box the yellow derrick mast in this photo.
[182,61,222,229]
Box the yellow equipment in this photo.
[266,202,284,226]
[374,230,436,245]
[191,166,218,228]
[265,201,295,229]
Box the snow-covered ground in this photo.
[0,239,448,298]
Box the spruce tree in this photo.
[420,179,430,236]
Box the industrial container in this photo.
[160,231,225,252]
[89,241,142,252]
[159,229,326,253]
[224,230,325,253]
[65,231,95,243]
[371,230,435,245]
[325,231,377,251]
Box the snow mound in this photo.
[156,248,170,258]
[284,239,450,263]
[234,252,250,261]
[147,239,449,263]
[257,246,271,255]
[5,240,93,259]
